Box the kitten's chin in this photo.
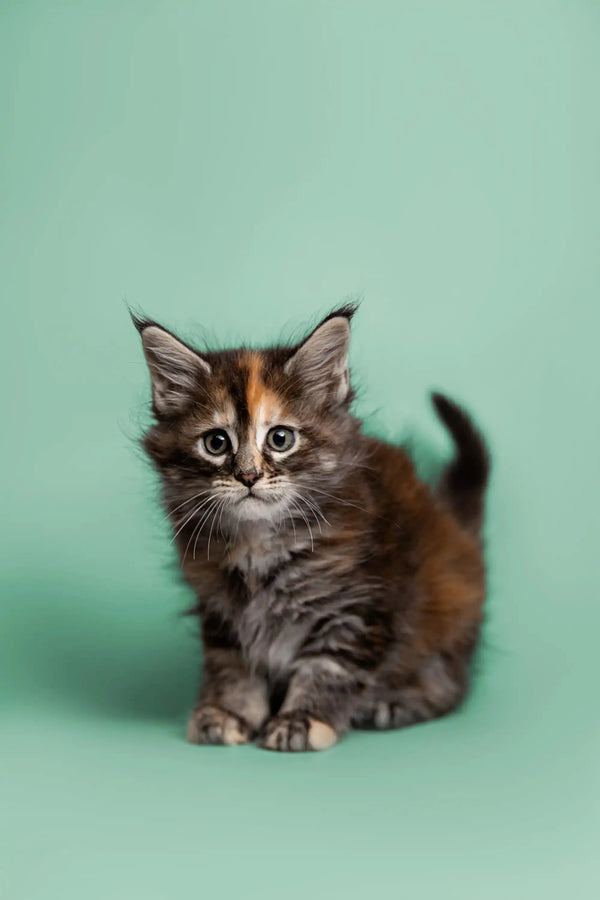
[231,495,283,522]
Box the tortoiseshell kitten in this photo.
[133,305,489,751]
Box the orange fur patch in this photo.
[245,353,265,422]
[243,352,282,426]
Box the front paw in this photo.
[188,705,252,746]
[259,712,338,752]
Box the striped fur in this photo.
[133,306,489,751]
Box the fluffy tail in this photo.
[431,392,490,536]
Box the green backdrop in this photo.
[2,2,599,898]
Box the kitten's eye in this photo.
[266,427,295,452]
[203,429,231,455]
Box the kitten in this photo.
[133,305,489,751]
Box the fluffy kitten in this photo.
[133,305,489,751]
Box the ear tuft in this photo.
[130,312,152,334]
[314,302,359,326]
[127,304,161,335]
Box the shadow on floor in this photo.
[3,574,199,723]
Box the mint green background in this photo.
[1,2,599,898]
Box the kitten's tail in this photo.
[431,392,490,536]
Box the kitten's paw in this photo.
[187,705,252,746]
[372,700,427,729]
[259,712,338,752]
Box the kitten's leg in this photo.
[352,654,467,730]
[188,647,269,746]
[259,658,361,752]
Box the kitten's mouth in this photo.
[239,491,266,503]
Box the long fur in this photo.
[133,307,490,751]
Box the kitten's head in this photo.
[134,305,360,528]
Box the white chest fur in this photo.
[222,522,312,674]
[224,522,309,583]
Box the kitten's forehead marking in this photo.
[241,352,285,461]
[244,353,280,423]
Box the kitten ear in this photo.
[285,304,356,407]
[132,316,211,417]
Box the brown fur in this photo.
[132,306,490,750]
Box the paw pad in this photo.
[260,713,338,752]
[188,705,251,746]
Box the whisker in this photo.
[288,497,314,551]
[193,497,222,559]
[217,497,228,541]
[170,494,216,543]
[287,505,297,543]
[307,485,403,529]
[172,493,217,528]
[167,489,211,517]
[306,486,372,516]
[293,490,331,529]
[182,495,221,563]
[292,492,323,535]
[183,516,202,565]
[207,496,229,561]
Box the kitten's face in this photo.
[136,308,359,529]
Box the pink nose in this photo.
[235,470,263,487]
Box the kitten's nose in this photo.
[235,470,263,487]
